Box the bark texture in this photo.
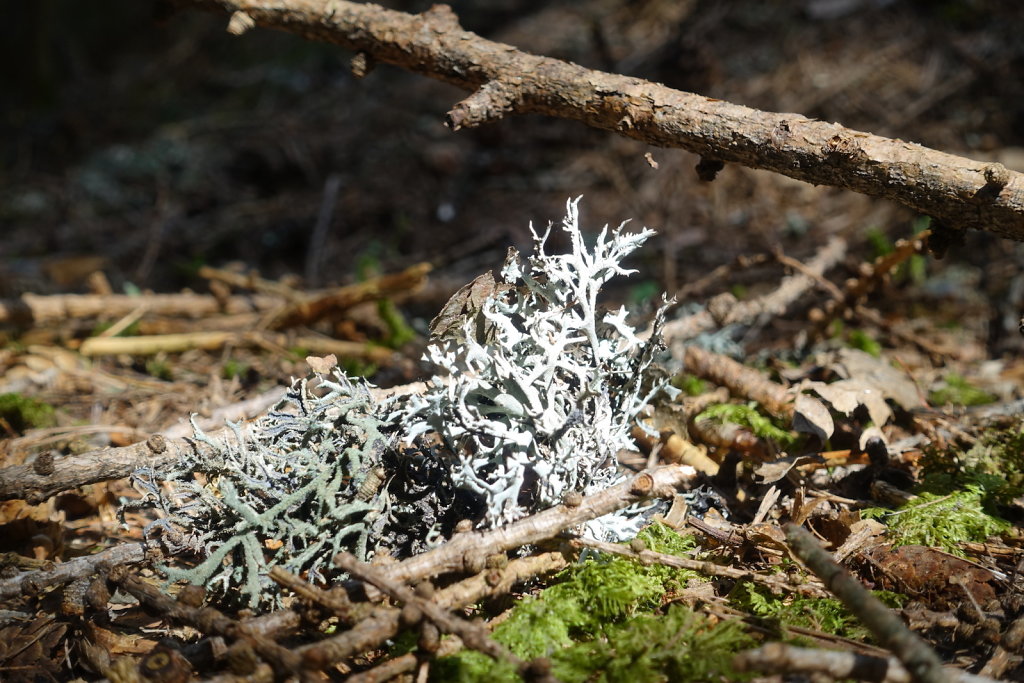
[171,0,1024,240]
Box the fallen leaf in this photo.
[793,393,834,441]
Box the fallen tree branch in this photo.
[0,433,214,503]
[658,235,847,345]
[265,262,431,329]
[110,568,306,677]
[171,0,1024,239]
[334,552,554,681]
[0,292,280,326]
[77,330,407,368]
[0,540,163,602]
[287,549,569,668]
[683,345,794,420]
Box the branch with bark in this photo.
[170,0,1024,240]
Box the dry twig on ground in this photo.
[369,465,698,591]
[683,345,794,420]
[784,524,957,683]
[735,642,996,683]
[662,236,848,345]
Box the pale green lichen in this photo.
[130,374,391,608]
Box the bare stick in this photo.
[683,345,793,420]
[735,642,995,683]
[784,524,956,683]
[808,230,930,340]
[266,262,431,330]
[110,567,306,678]
[659,236,847,344]
[334,553,540,679]
[0,292,281,325]
[345,635,464,683]
[0,540,162,602]
[372,465,697,589]
[291,550,568,667]
[78,330,405,367]
[0,433,216,503]
[171,1,1024,238]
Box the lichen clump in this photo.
[131,198,675,607]
[131,376,391,608]
[396,198,674,535]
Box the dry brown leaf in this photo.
[792,393,834,441]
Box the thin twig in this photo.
[573,537,829,598]
[372,465,697,591]
[784,524,957,683]
[0,540,163,602]
[735,642,996,683]
[334,553,554,681]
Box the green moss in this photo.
[928,373,996,407]
[673,374,709,397]
[731,582,906,643]
[222,357,250,380]
[340,356,379,378]
[434,525,752,681]
[695,402,797,447]
[145,357,174,381]
[861,483,1009,555]
[905,254,927,285]
[956,422,1024,490]
[878,434,1024,555]
[436,605,751,683]
[628,280,661,307]
[846,329,881,357]
[378,299,416,348]
[866,227,893,259]
[553,604,753,683]
[0,393,57,433]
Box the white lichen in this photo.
[394,197,676,537]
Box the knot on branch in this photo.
[447,80,522,130]
[822,133,867,163]
[420,4,461,33]
[969,161,1012,205]
[983,162,1010,190]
